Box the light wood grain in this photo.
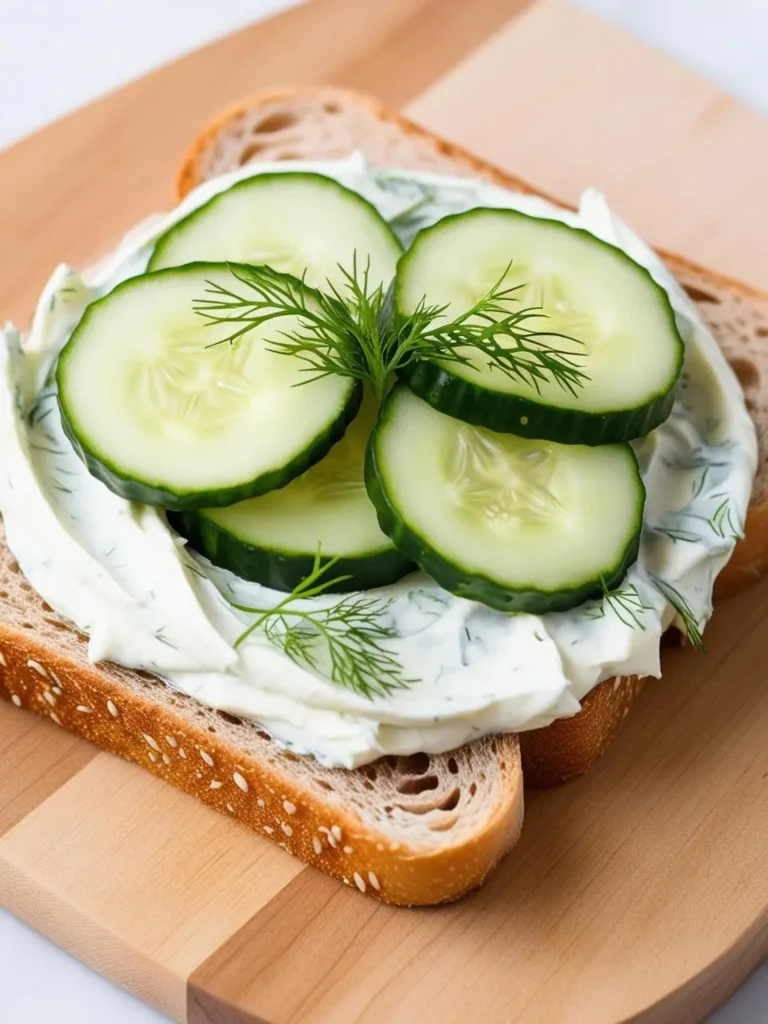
[0,702,97,836]
[410,0,768,290]
[0,0,526,326]
[0,754,304,1021]
[190,577,768,1024]
[0,1,766,1022]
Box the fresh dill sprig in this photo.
[229,549,412,700]
[193,257,589,400]
[650,576,705,653]
[585,579,653,631]
[194,262,373,385]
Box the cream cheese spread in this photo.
[0,156,757,767]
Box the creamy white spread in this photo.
[0,156,757,767]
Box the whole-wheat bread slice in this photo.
[1,87,763,905]
[177,85,768,785]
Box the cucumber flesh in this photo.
[57,264,360,510]
[396,208,684,444]
[149,171,402,294]
[366,385,645,613]
[173,392,413,592]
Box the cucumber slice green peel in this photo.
[148,171,403,297]
[171,392,414,592]
[395,208,685,445]
[57,263,361,510]
[365,385,645,614]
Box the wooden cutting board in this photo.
[0,2,766,1021]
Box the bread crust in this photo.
[0,619,523,905]
[715,501,768,597]
[521,677,647,786]
[175,85,547,202]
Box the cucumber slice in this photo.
[149,172,402,293]
[172,393,414,592]
[396,208,684,444]
[366,385,645,613]
[57,263,360,510]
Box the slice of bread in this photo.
[177,85,768,785]
[1,88,762,906]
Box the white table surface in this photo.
[1,0,766,1020]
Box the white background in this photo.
[0,0,766,1020]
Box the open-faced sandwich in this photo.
[0,88,763,905]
